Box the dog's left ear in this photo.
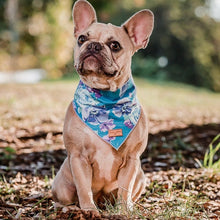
[123,10,154,51]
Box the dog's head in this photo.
[73,0,154,91]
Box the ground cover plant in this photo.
[0,79,220,219]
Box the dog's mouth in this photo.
[77,52,118,77]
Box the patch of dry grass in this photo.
[1,168,219,219]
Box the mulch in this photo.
[0,122,219,219]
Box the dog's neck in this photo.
[79,77,136,103]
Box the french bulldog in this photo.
[52,0,154,212]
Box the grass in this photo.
[154,196,208,220]
[203,134,220,170]
[100,197,141,218]
[100,180,211,220]
[0,175,15,195]
[195,134,220,172]
[0,146,16,160]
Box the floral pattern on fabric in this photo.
[73,77,141,150]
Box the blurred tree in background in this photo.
[0,0,73,77]
[0,0,219,91]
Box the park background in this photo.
[0,0,220,91]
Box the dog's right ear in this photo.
[123,10,154,51]
[72,0,97,38]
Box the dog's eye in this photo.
[109,41,121,52]
[78,35,87,46]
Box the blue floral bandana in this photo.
[72,77,141,150]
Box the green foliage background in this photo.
[0,0,220,91]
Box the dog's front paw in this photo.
[54,202,80,212]
[81,204,98,212]
[81,206,100,216]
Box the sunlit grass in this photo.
[195,134,220,172]
[100,179,210,219]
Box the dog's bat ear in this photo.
[72,0,97,37]
[122,10,154,51]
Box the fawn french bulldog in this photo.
[52,0,154,212]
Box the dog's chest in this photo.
[94,150,115,181]
[91,145,121,183]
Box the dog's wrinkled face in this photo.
[73,0,154,91]
[74,23,133,91]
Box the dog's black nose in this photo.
[87,42,102,53]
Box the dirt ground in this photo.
[0,82,220,219]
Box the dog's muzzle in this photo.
[76,42,118,77]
